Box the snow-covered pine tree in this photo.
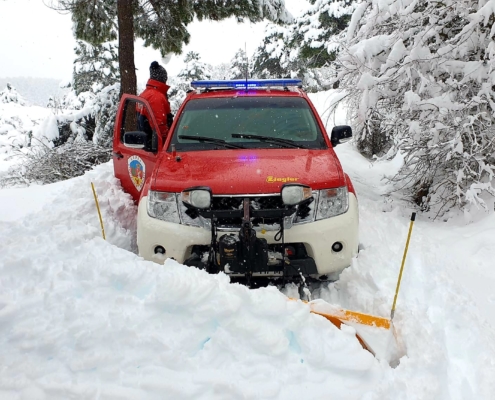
[210,63,231,80]
[92,83,120,147]
[335,0,495,214]
[0,83,27,105]
[77,41,120,147]
[296,0,356,68]
[252,24,295,79]
[73,40,119,95]
[252,0,356,89]
[178,51,213,82]
[51,89,92,145]
[229,49,253,79]
[169,52,213,113]
[54,40,120,146]
[0,84,32,155]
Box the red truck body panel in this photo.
[112,94,163,200]
[153,148,344,194]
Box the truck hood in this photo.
[152,149,344,194]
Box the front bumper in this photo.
[137,193,359,276]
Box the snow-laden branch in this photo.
[333,0,495,214]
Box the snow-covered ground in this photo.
[0,93,494,399]
[0,102,57,172]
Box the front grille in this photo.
[212,195,285,227]
[178,192,318,229]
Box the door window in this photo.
[120,98,158,151]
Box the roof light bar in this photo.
[190,79,302,89]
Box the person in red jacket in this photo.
[138,61,173,138]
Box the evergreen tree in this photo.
[73,40,120,95]
[51,0,292,97]
[252,25,294,79]
[92,83,120,147]
[50,39,121,148]
[70,40,120,146]
[210,63,231,80]
[229,49,252,79]
[252,0,356,88]
[334,0,495,214]
[295,0,355,69]
[168,52,212,113]
[178,51,212,82]
[0,83,27,105]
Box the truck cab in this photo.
[113,79,358,283]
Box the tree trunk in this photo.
[117,0,137,97]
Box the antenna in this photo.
[245,42,248,92]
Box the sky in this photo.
[0,0,308,85]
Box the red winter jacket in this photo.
[139,79,172,137]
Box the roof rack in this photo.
[190,79,302,90]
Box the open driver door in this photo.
[112,94,164,202]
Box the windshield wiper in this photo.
[231,133,307,149]
[178,135,245,149]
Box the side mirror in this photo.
[123,131,148,149]
[331,125,352,147]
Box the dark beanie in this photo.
[150,61,167,83]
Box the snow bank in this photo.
[0,163,382,399]
[320,143,495,399]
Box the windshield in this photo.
[168,96,327,151]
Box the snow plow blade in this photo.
[308,302,390,329]
[291,299,403,364]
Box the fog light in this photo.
[332,242,343,252]
[154,246,166,255]
[284,246,296,257]
[281,184,312,206]
[181,187,212,209]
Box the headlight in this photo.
[147,191,180,223]
[316,187,349,220]
[178,201,201,226]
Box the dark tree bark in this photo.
[117,0,137,97]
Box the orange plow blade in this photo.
[309,305,391,329]
[290,298,403,364]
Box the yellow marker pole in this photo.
[91,182,106,240]
[390,212,416,320]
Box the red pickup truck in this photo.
[112,79,358,283]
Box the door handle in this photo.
[113,151,124,159]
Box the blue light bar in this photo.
[190,79,302,89]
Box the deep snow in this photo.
[0,102,56,172]
[0,92,494,399]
